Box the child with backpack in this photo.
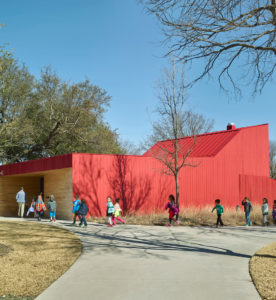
[165,194,179,227]
[106,196,114,227]
[211,199,224,227]
[36,193,46,221]
[47,195,57,222]
[112,198,126,226]
[72,195,81,225]
[78,198,89,228]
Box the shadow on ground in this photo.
[57,221,263,260]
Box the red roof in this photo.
[0,154,72,176]
[143,128,240,158]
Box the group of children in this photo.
[27,192,276,228]
[71,195,126,228]
[72,195,89,227]
[26,193,57,222]
[212,197,276,227]
[106,196,126,227]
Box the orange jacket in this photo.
[36,197,46,212]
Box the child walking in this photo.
[106,196,114,227]
[112,198,125,226]
[78,198,89,228]
[242,197,253,226]
[211,199,224,227]
[47,195,57,222]
[165,194,179,227]
[261,198,269,226]
[72,195,81,225]
[272,200,276,225]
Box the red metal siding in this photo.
[211,124,270,206]
[72,124,273,216]
[72,153,238,216]
[239,175,276,207]
[72,153,175,216]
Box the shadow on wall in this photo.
[73,155,170,217]
[106,155,152,214]
[73,157,104,217]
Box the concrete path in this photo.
[33,221,276,300]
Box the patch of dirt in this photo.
[250,242,276,300]
[0,243,12,256]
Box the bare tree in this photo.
[269,140,276,179]
[142,109,214,151]
[143,0,276,95]
[120,138,142,155]
[148,60,200,212]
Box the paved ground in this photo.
[32,221,276,300]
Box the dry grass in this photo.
[0,221,82,299]
[88,205,274,226]
[250,242,276,300]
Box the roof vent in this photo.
[227,122,236,130]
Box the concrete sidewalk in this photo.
[33,221,276,300]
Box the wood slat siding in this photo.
[0,168,73,219]
[44,168,72,220]
[0,176,40,216]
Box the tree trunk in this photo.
[175,172,179,220]
[272,0,276,25]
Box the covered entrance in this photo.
[0,168,73,219]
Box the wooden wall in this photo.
[0,168,72,219]
[0,176,40,217]
[44,168,72,220]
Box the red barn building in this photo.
[0,123,276,219]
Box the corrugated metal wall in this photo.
[72,125,275,217]
[239,175,276,208]
[72,153,175,216]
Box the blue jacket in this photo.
[16,190,26,203]
[72,199,81,213]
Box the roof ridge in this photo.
[156,123,268,143]
[238,123,268,130]
[157,128,239,144]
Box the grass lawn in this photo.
[0,221,82,299]
[250,242,276,300]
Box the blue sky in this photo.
[1,0,276,146]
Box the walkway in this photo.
[35,221,275,300]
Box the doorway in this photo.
[40,177,44,199]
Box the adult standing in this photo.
[242,197,253,226]
[16,187,26,218]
